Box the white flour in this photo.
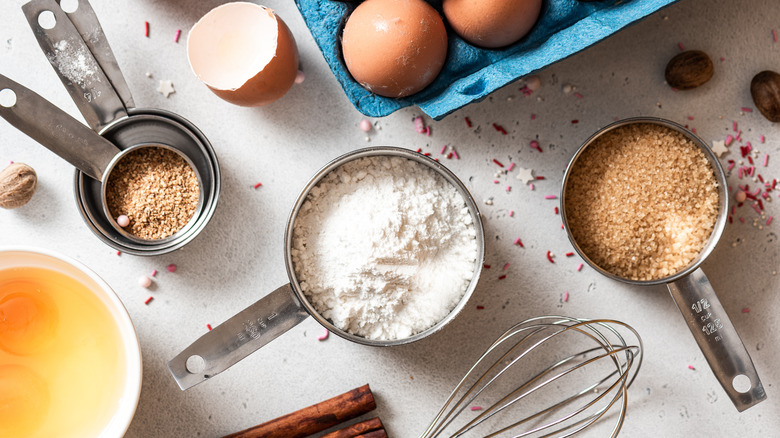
[291,156,479,340]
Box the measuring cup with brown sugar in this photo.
[0,0,219,255]
[561,117,765,412]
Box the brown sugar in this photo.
[106,146,200,240]
[564,123,719,281]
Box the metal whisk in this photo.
[421,316,643,438]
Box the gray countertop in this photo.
[2,0,779,436]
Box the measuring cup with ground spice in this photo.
[561,117,765,412]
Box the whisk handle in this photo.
[667,268,766,412]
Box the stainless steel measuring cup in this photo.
[560,117,765,412]
[168,147,486,390]
[0,0,220,255]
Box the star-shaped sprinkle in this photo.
[157,80,175,98]
[711,140,728,157]
[515,167,534,184]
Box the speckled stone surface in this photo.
[1,0,779,436]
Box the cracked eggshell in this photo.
[341,0,448,99]
[187,2,299,107]
[443,0,542,49]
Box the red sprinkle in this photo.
[116,250,121,256]
[571,120,579,124]
[253,182,263,189]
[207,324,212,331]
[741,107,753,113]
[493,123,507,135]
[514,238,524,247]
[493,158,505,168]
[416,148,422,153]
[174,29,182,43]
[677,42,685,51]
[144,296,154,305]
[773,29,778,43]
[498,275,507,280]
[535,176,546,180]
[483,264,491,269]
[167,264,177,273]
[546,251,554,263]
[573,92,584,99]
[144,21,150,37]
[530,140,542,152]
[503,262,510,270]
[554,206,559,215]
[465,117,472,128]
[476,305,484,310]
[565,252,574,257]
[742,308,750,313]
[531,114,536,120]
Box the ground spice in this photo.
[106,146,199,240]
[565,123,719,281]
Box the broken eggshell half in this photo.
[187,2,299,107]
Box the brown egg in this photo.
[443,0,542,49]
[341,0,448,98]
[187,2,299,107]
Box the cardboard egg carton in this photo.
[294,0,679,119]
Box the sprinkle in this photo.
[687,115,694,120]
[741,107,753,113]
[116,251,122,256]
[544,195,557,200]
[573,92,584,99]
[144,296,154,305]
[174,29,181,43]
[531,114,536,120]
[514,238,524,247]
[509,210,514,217]
[425,126,431,136]
[416,148,422,153]
[563,291,569,302]
[764,154,769,167]
[530,140,542,152]
[688,365,695,370]
[493,123,507,135]
[440,144,447,154]
[506,186,511,192]
[465,117,472,128]
[452,149,460,160]
[498,275,507,280]
[535,176,546,180]
[493,158,505,168]
[571,119,579,124]
[503,262,510,270]
[761,135,766,143]
[167,264,177,273]
[207,324,212,331]
[447,152,453,159]
[677,42,685,51]
[151,269,158,277]
[507,162,516,172]
[317,329,329,341]
[725,135,734,146]
[774,29,778,43]
[493,180,499,184]
[253,182,263,189]
[144,21,149,37]
[577,263,583,271]
[554,206,559,215]
[546,251,555,263]
[733,121,738,132]
[138,275,152,288]
[566,252,574,257]
[414,116,426,133]
[476,305,484,310]
[470,406,483,411]
[483,264,491,269]
[529,183,535,190]
[742,308,750,313]
[768,216,774,226]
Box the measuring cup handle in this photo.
[667,268,766,411]
[167,283,310,390]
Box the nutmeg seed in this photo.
[665,50,714,90]
[751,70,780,123]
[0,162,38,209]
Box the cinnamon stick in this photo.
[321,417,384,438]
[222,384,376,438]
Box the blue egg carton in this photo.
[294,0,678,120]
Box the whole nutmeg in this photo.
[665,50,714,90]
[751,70,780,123]
[0,162,38,209]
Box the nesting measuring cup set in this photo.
[168,147,486,390]
[561,117,765,412]
[0,0,219,255]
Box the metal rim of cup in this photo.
[560,117,729,286]
[0,246,143,437]
[75,109,220,256]
[283,146,486,346]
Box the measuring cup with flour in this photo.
[168,147,485,390]
[561,117,765,411]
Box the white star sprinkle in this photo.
[711,140,728,157]
[157,80,175,98]
[515,167,534,184]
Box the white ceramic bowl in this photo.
[0,247,142,437]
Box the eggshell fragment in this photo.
[341,0,448,98]
[187,2,299,106]
[443,0,542,49]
